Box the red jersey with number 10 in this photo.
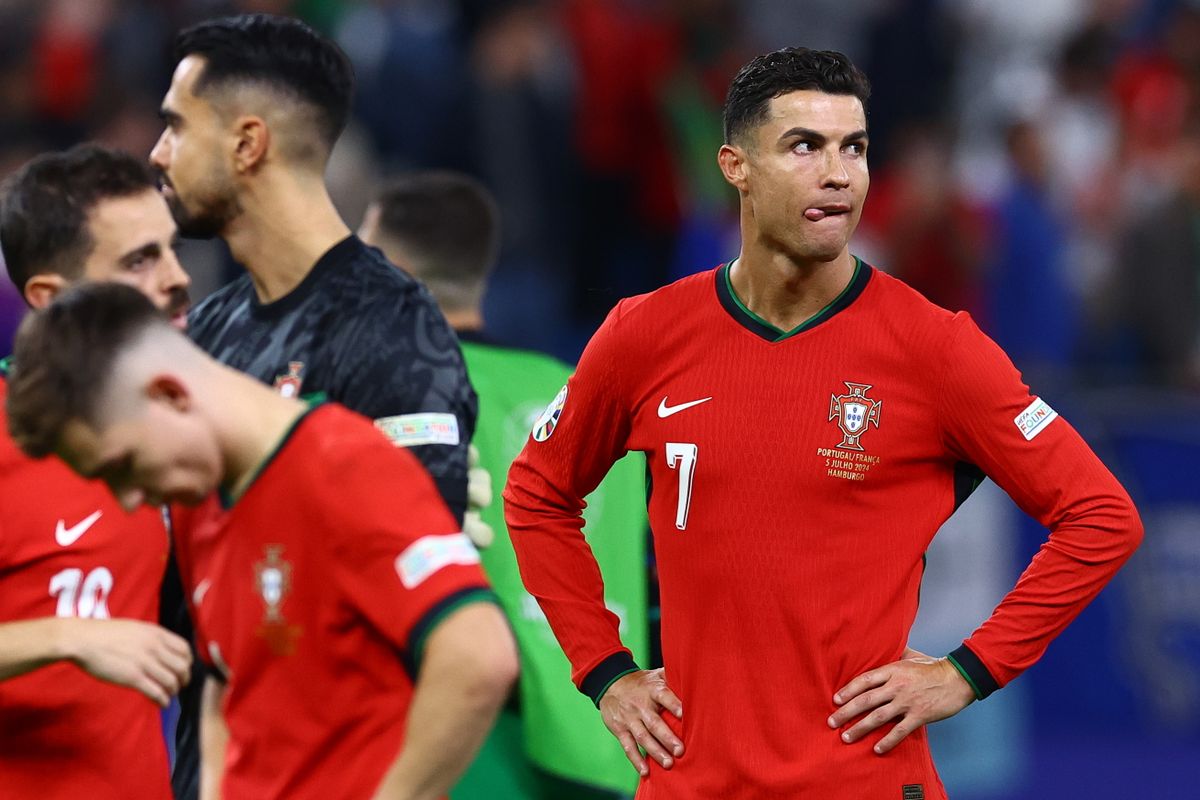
[504,260,1141,799]
[0,376,172,800]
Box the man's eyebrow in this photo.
[118,241,161,268]
[779,127,826,144]
[778,127,870,145]
[159,107,182,126]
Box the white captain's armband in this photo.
[1014,397,1059,441]
[375,413,461,447]
[395,533,480,588]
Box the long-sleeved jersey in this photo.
[172,404,495,800]
[504,259,1142,799]
[0,375,172,800]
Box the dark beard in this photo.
[166,190,240,240]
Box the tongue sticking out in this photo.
[804,208,827,221]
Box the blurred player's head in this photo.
[150,13,355,238]
[0,144,191,328]
[359,172,500,329]
[7,283,221,509]
[718,47,871,264]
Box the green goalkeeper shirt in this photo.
[461,334,648,793]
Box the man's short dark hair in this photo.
[7,282,164,458]
[723,47,871,145]
[0,144,159,296]
[173,13,354,154]
[371,172,500,313]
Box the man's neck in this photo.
[215,365,309,501]
[222,171,351,304]
[728,246,856,333]
[445,309,484,333]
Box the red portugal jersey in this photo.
[0,377,172,800]
[504,260,1142,799]
[172,404,493,800]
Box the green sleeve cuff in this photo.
[947,644,1001,700]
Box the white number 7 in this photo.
[665,442,698,530]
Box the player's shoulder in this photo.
[862,262,966,337]
[187,274,254,334]
[607,266,721,330]
[328,238,428,308]
[284,403,411,474]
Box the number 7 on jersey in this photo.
[665,442,698,530]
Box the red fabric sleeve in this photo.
[503,300,639,695]
[938,313,1143,692]
[325,438,492,662]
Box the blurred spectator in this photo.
[1113,115,1200,387]
[985,120,1077,386]
[857,119,990,316]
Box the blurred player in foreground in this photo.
[362,172,649,799]
[6,282,518,800]
[149,15,480,796]
[503,47,1143,798]
[0,144,193,799]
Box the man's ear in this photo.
[718,143,750,193]
[23,273,70,309]
[233,115,270,173]
[146,373,192,412]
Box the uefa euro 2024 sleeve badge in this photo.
[254,544,302,655]
[828,382,882,451]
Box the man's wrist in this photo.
[51,617,83,664]
[946,644,1000,700]
[580,650,640,707]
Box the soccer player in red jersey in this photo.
[5,282,519,800]
[503,48,1143,799]
[0,144,193,799]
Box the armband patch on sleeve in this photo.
[1014,397,1058,441]
[395,533,480,588]
[375,413,461,447]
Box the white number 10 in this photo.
[665,442,698,530]
[49,567,113,619]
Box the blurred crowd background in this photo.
[1,1,1198,798]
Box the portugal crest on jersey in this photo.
[255,545,292,623]
[255,545,302,655]
[828,381,882,451]
[273,361,305,398]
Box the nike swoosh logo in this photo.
[55,510,103,547]
[657,396,713,418]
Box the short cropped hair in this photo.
[173,13,354,153]
[371,172,500,313]
[0,144,159,295]
[723,47,871,145]
[7,283,165,458]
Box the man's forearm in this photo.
[199,677,229,800]
[0,618,77,680]
[372,603,517,800]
